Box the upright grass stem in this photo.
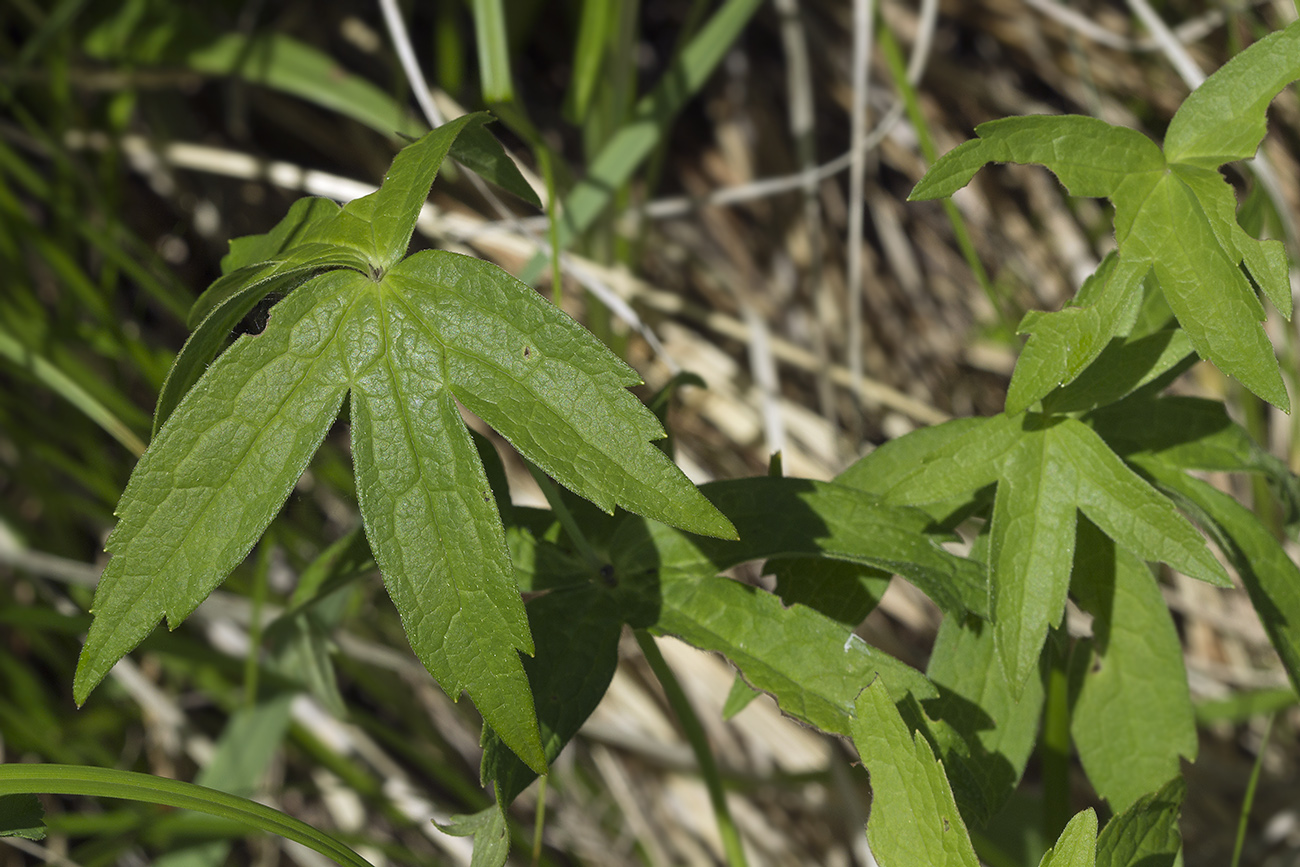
[635,631,750,867]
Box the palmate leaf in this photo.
[911,20,1300,411]
[886,413,1228,689]
[75,117,733,774]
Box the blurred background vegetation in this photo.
[3,0,1300,864]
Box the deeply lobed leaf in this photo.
[910,21,1300,409]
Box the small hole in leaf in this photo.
[599,564,616,587]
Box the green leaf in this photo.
[1069,522,1196,813]
[1087,396,1275,474]
[892,414,1225,689]
[908,115,1164,202]
[324,114,488,270]
[75,269,356,706]
[158,247,367,436]
[1041,328,1194,415]
[80,127,733,774]
[618,554,937,737]
[1037,810,1098,867]
[1094,777,1184,867]
[926,612,1044,825]
[721,675,762,719]
[910,22,1300,409]
[852,679,980,867]
[988,423,1080,688]
[435,805,510,867]
[1121,171,1287,409]
[839,416,989,495]
[217,197,347,280]
[388,251,734,540]
[447,123,542,209]
[1006,252,1145,413]
[770,558,891,627]
[0,793,45,841]
[1163,20,1300,166]
[881,413,1021,507]
[1055,420,1229,588]
[614,477,986,618]
[533,0,762,260]
[0,764,376,867]
[185,32,424,140]
[1138,459,1300,694]
[480,586,624,806]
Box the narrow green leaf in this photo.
[1163,20,1300,166]
[328,114,487,269]
[624,564,936,737]
[926,612,1044,825]
[1059,420,1230,587]
[1123,173,1288,410]
[1094,777,1184,867]
[852,679,980,867]
[541,0,763,255]
[0,324,147,457]
[74,271,356,704]
[1139,459,1300,694]
[0,793,44,841]
[1006,252,1146,414]
[0,764,376,867]
[1070,522,1196,813]
[909,115,1163,202]
[1172,164,1291,318]
[1037,809,1097,867]
[564,0,614,124]
[480,586,623,806]
[388,250,736,540]
[346,284,544,773]
[471,0,513,104]
[184,30,537,206]
[447,123,542,209]
[988,424,1079,688]
[186,32,424,139]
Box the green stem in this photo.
[635,630,749,867]
[1231,713,1275,867]
[531,775,548,867]
[524,461,602,570]
[1040,627,1072,843]
[242,541,272,707]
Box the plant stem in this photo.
[532,775,548,867]
[635,630,749,867]
[1231,713,1275,867]
[1041,627,1071,843]
[524,460,603,571]
[242,541,272,707]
